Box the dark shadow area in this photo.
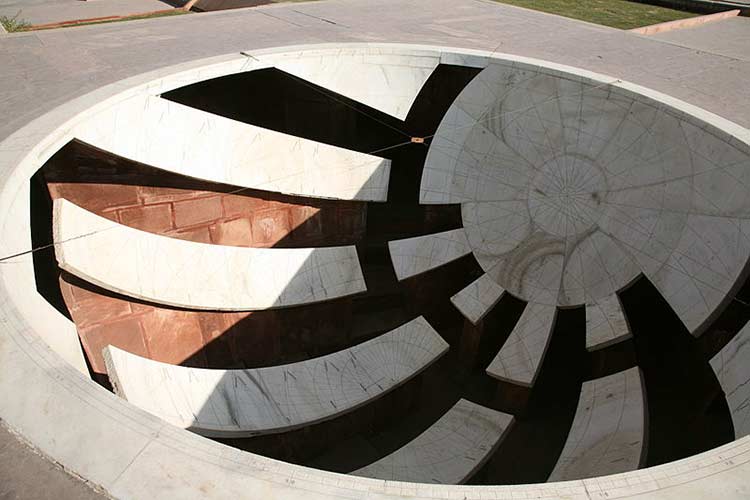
[697,267,750,361]
[188,0,272,12]
[30,172,103,384]
[586,338,638,380]
[30,170,70,320]
[388,64,482,203]
[620,276,734,466]
[217,357,438,468]
[465,294,528,373]
[157,0,190,8]
[290,260,529,476]
[162,68,408,156]
[470,306,587,484]
[162,64,480,205]
[30,64,499,477]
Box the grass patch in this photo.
[490,0,697,29]
[0,13,32,32]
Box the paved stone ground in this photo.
[0,0,179,25]
[0,422,106,499]
[648,16,750,59]
[0,0,749,497]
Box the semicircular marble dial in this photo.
[421,61,750,334]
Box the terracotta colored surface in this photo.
[44,141,367,249]
[44,140,367,374]
[631,9,740,35]
[59,271,364,375]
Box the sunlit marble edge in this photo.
[450,273,506,325]
[585,295,633,351]
[255,46,440,121]
[586,332,634,352]
[53,198,367,311]
[102,316,449,437]
[75,94,391,202]
[485,302,557,387]
[387,228,472,281]
[2,43,750,500]
[352,399,515,484]
[710,320,750,439]
[548,367,646,482]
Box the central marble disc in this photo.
[527,155,607,238]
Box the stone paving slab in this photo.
[647,16,750,60]
[0,422,106,500]
[0,0,178,26]
[0,0,749,145]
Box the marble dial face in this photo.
[422,61,750,333]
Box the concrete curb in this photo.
[631,8,740,34]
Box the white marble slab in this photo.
[486,302,556,387]
[451,273,505,324]
[586,295,631,351]
[257,46,441,120]
[75,94,390,201]
[420,59,750,337]
[711,321,750,438]
[548,367,645,481]
[388,228,472,281]
[53,199,366,311]
[352,399,513,484]
[103,316,448,437]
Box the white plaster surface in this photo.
[486,301,556,386]
[549,367,645,481]
[711,321,750,438]
[388,228,472,281]
[586,294,631,350]
[53,199,366,310]
[421,59,750,336]
[3,33,750,499]
[353,399,514,484]
[257,46,441,120]
[75,94,390,201]
[450,273,505,324]
[103,316,448,437]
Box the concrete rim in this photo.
[1,42,750,499]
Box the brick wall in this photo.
[43,140,367,374]
[45,142,366,249]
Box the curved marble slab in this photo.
[486,302,556,387]
[711,321,750,438]
[352,399,514,484]
[420,59,750,336]
[586,295,632,351]
[549,367,645,481]
[75,94,390,201]
[103,316,448,437]
[53,199,366,311]
[256,46,442,120]
[451,273,505,324]
[388,228,472,281]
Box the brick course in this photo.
[45,140,366,374]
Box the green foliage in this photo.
[490,0,696,29]
[0,12,31,32]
